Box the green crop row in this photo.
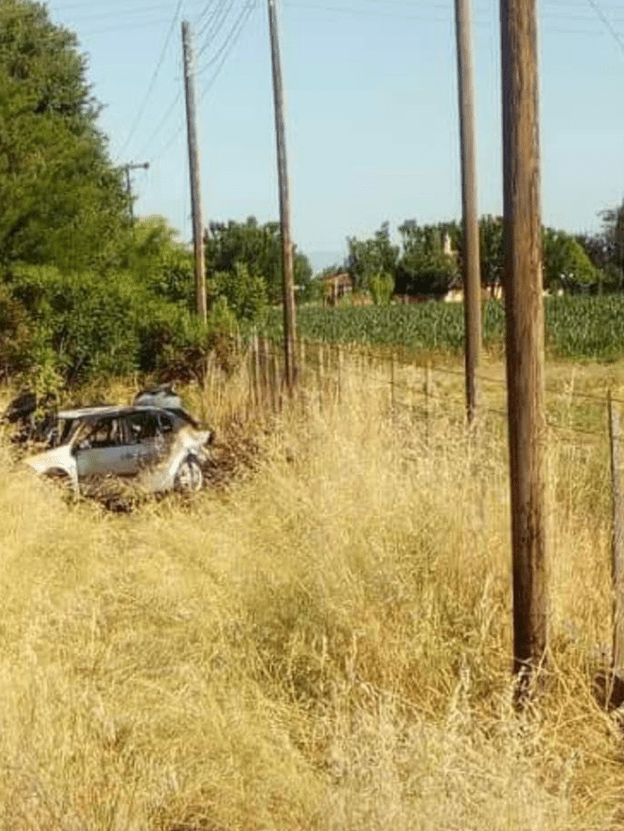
[265,296,624,361]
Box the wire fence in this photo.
[234,336,616,450]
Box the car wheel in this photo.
[174,456,203,493]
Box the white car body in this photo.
[24,404,212,494]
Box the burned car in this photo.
[23,403,213,495]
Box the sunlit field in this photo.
[280,295,624,362]
[1,354,623,830]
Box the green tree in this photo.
[204,217,312,306]
[396,220,458,297]
[346,222,399,292]
[0,0,128,271]
[542,228,601,294]
[479,215,503,294]
[208,262,267,324]
[117,215,194,307]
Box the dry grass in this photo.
[0,357,623,830]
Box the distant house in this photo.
[322,272,354,306]
[443,285,504,303]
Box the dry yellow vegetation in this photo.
[0,357,623,830]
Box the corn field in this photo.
[264,295,624,360]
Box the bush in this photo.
[1,263,241,389]
[3,264,143,386]
[208,262,267,326]
[138,297,239,382]
[0,284,34,380]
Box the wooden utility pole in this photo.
[501,0,549,689]
[454,0,482,423]
[609,394,624,674]
[182,20,207,324]
[267,0,297,391]
[123,162,149,223]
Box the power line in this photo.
[198,0,255,72]
[198,0,233,41]
[585,0,624,55]
[147,2,255,163]
[139,89,184,157]
[72,7,624,37]
[117,0,186,159]
[195,0,218,25]
[199,0,257,90]
[198,0,236,56]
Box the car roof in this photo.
[56,405,170,420]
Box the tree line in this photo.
[329,212,624,303]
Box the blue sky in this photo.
[47,0,624,269]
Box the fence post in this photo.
[262,339,271,414]
[253,332,261,411]
[337,343,343,404]
[299,336,306,386]
[425,362,432,446]
[271,348,280,412]
[206,350,216,405]
[318,341,325,411]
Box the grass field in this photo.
[267,294,624,362]
[1,357,623,830]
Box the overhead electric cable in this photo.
[199,0,256,96]
[198,0,257,71]
[585,0,624,55]
[74,2,623,36]
[195,0,217,25]
[149,0,255,161]
[198,0,232,38]
[198,0,236,54]
[138,90,183,156]
[118,0,186,158]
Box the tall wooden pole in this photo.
[267,0,297,391]
[608,393,624,674]
[182,20,207,324]
[501,0,548,687]
[123,162,149,223]
[454,0,482,423]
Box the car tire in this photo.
[173,456,203,493]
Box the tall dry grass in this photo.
[0,359,623,830]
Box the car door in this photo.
[124,410,166,470]
[74,415,136,479]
